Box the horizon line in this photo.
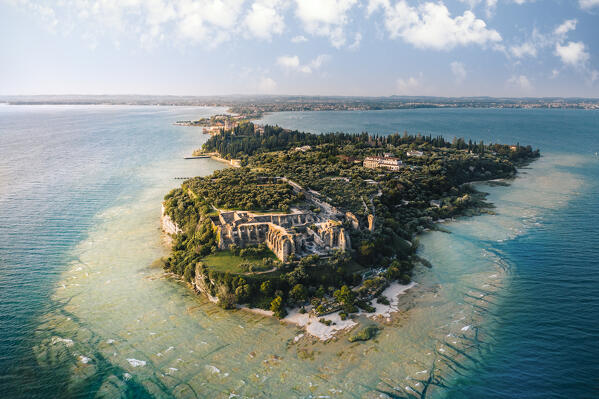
[2,94,599,101]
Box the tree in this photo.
[270,296,287,319]
[286,265,308,286]
[183,263,195,283]
[289,284,308,304]
[216,285,236,309]
[334,285,357,313]
[334,285,355,306]
[315,285,326,298]
[235,284,251,302]
[260,280,272,296]
[240,262,252,272]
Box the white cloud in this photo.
[276,54,330,73]
[508,19,579,60]
[244,0,285,40]
[510,41,538,58]
[348,32,362,50]
[579,0,599,10]
[176,0,245,45]
[507,75,532,90]
[396,74,423,95]
[258,76,277,93]
[484,0,498,17]
[291,35,308,43]
[555,41,590,66]
[309,54,330,69]
[458,0,497,18]
[294,0,358,48]
[2,0,58,31]
[451,61,467,83]
[554,19,577,37]
[4,0,260,47]
[368,0,502,50]
[277,55,301,69]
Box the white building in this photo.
[363,155,403,171]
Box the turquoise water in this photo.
[0,106,597,398]
[260,109,599,398]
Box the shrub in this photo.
[319,318,332,326]
[376,296,390,305]
[240,262,252,272]
[357,300,375,313]
[400,274,411,285]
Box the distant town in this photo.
[2,95,599,117]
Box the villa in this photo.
[363,154,403,171]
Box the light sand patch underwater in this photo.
[31,152,589,398]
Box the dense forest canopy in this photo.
[203,122,537,163]
[186,168,300,212]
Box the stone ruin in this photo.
[210,210,351,262]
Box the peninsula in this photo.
[161,122,539,338]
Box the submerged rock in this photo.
[348,325,379,342]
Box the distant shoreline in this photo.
[2,95,598,111]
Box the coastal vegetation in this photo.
[163,123,539,321]
[185,167,300,212]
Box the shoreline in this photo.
[191,151,241,167]
[233,281,418,341]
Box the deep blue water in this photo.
[448,184,599,398]
[0,106,597,398]
[261,108,599,398]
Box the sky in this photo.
[1,0,598,97]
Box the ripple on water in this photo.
[5,107,595,398]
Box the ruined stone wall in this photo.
[252,213,314,227]
[310,221,350,252]
[265,225,295,262]
[367,214,375,232]
[230,223,270,247]
[212,210,349,262]
[217,220,301,262]
[345,212,360,230]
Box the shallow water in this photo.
[1,107,597,398]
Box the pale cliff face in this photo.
[161,204,182,236]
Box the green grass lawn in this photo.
[202,249,277,274]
